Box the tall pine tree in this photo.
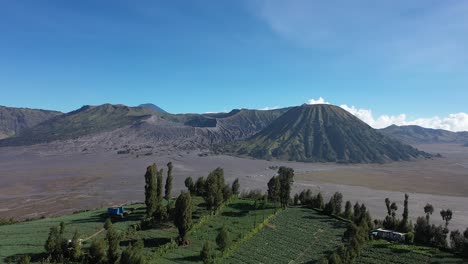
[144,164,157,217]
[165,162,173,200]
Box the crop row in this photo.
[226,207,347,264]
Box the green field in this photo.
[157,199,276,264]
[0,204,142,262]
[357,240,467,264]
[224,207,348,264]
[0,197,212,263]
[0,197,274,263]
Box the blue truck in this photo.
[107,206,124,218]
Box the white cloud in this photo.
[307,97,468,132]
[307,97,330,105]
[260,106,280,110]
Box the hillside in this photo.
[0,106,61,139]
[233,104,425,163]
[0,104,289,150]
[0,104,156,146]
[380,125,468,145]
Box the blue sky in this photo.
[1,1,467,130]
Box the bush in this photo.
[216,226,230,252]
[406,232,415,244]
[200,241,214,264]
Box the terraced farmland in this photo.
[158,199,276,264]
[0,197,210,263]
[357,240,467,264]
[225,207,348,264]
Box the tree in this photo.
[332,192,343,215]
[106,226,121,264]
[424,203,434,222]
[104,218,113,230]
[399,194,410,232]
[314,192,324,209]
[195,177,206,196]
[293,193,300,205]
[156,168,163,203]
[44,225,65,262]
[200,241,214,264]
[59,221,65,235]
[440,209,453,229]
[385,198,391,216]
[174,192,193,245]
[144,164,158,217]
[328,252,342,264]
[344,201,353,220]
[222,184,232,201]
[203,168,225,211]
[88,239,106,264]
[70,230,82,261]
[185,176,195,194]
[390,202,398,218]
[16,255,31,264]
[267,176,280,203]
[450,230,464,254]
[216,225,230,252]
[165,162,173,200]
[120,240,146,264]
[277,166,294,208]
[231,178,240,196]
[324,192,343,216]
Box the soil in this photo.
[0,143,467,232]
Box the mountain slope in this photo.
[379,125,468,144]
[0,104,289,150]
[234,104,425,163]
[138,103,167,113]
[0,106,62,139]
[0,104,156,146]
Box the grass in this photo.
[356,240,468,264]
[224,207,348,264]
[0,204,143,262]
[0,196,211,263]
[156,199,277,264]
[0,197,273,263]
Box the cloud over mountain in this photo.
[307,97,468,132]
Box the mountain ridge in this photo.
[379,125,468,145]
[0,105,62,139]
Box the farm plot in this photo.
[157,199,276,264]
[0,196,211,263]
[0,204,144,262]
[357,240,467,264]
[225,207,348,264]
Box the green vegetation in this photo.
[357,240,466,264]
[158,199,275,264]
[225,207,347,264]
[3,162,467,264]
[0,204,143,262]
[234,104,426,163]
[174,192,193,245]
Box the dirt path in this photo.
[83,228,105,241]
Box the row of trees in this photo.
[144,162,174,224]
[266,167,295,208]
[43,219,145,264]
[174,168,240,247]
[184,168,240,211]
